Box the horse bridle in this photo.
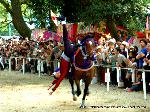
[80,40,94,60]
[80,46,88,60]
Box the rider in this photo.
[48,17,95,95]
[48,18,79,95]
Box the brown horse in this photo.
[69,35,96,108]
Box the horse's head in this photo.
[80,34,95,57]
[74,34,95,72]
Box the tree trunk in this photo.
[11,0,31,39]
[106,16,119,41]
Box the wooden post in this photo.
[142,71,146,100]
[38,59,41,77]
[105,68,110,92]
[9,57,11,72]
[23,58,25,75]
[132,69,135,82]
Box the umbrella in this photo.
[136,32,146,38]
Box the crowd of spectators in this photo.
[0,37,63,75]
[0,31,150,93]
[95,32,150,93]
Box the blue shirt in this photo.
[138,48,147,68]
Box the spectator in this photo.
[120,42,127,58]
[126,72,143,92]
[95,45,105,84]
[143,43,150,93]
[0,53,4,70]
[136,39,148,69]
[109,47,132,88]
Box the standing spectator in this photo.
[120,42,127,58]
[0,53,4,70]
[109,47,133,88]
[136,39,148,69]
[95,45,105,84]
[109,49,118,86]
[117,30,122,41]
[143,43,150,93]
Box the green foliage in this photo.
[0,0,149,37]
[27,0,63,29]
[0,4,8,35]
[77,0,147,31]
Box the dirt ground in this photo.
[0,71,150,112]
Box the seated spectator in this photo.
[126,72,143,92]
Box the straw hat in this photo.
[57,42,64,47]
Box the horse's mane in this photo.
[74,48,84,67]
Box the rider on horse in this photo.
[48,18,96,95]
[48,20,79,95]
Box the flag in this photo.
[146,16,149,30]
[51,10,58,26]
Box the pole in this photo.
[142,71,147,100]
[38,59,41,77]
[9,57,11,72]
[23,58,25,75]
[105,68,110,92]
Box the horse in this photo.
[69,35,96,108]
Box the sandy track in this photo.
[0,71,150,112]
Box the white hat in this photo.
[122,41,129,47]
[96,45,102,50]
[109,38,116,43]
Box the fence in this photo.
[8,56,60,77]
[99,65,150,100]
[4,57,150,100]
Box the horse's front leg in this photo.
[75,79,81,96]
[80,79,92,108]
[69,78,77,101]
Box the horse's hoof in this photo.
[86,91,90,96]
[80,105,86,108]
[73,96,77,101]
[75,91,81,97]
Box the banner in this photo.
[31,29,61,42]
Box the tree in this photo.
[27,0,63,30]
[0,0,31,38]
[0,0,148,40]
[60,0,147,40]
[0,4,9,36]
[0,0,63,38]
